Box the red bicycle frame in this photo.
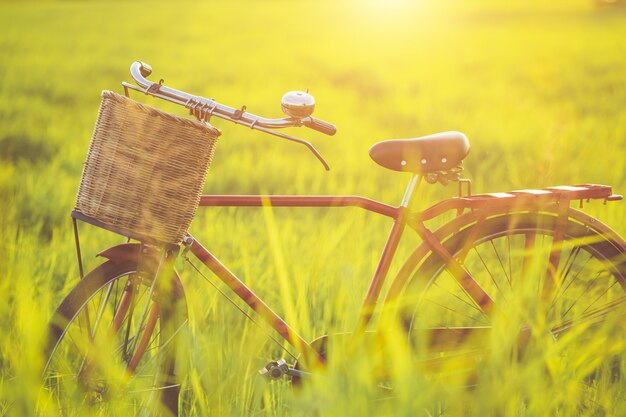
[180,175,619,363]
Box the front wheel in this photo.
[39,259,187,416]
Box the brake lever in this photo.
[255,124,330,170]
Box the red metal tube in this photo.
[355,208,409,332]
[199,195,399,218]
[187,237,322,362]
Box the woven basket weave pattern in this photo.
[75,91,220,244]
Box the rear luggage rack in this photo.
[420,184,622,220]
[462,184,621,207]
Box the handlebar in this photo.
[122,61,336,170]
[302,117,337,136]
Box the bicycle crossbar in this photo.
[199,195,400,218]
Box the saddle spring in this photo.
[425,164,464,186]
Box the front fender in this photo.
[97,243,186,301]
[97,243,163,264]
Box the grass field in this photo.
[2,0,626,416]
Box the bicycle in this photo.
[39,61,626,416]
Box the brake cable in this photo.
[182,254,299,362]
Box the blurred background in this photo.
[1,0,626,415]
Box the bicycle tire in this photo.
[395,209,626,409]
[40,259,187,417]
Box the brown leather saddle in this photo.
[369,131,470,174]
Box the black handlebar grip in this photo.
[303,117,337,136]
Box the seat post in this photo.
[401,173,422,208]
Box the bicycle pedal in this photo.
[260,359,314,381]
[259,359,290,380]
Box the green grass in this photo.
[2,0,626,415]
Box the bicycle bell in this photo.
[281,90,315,118]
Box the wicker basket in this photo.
[73,90,221,244]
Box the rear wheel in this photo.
[398,209,626,411]
[40,259,187,416]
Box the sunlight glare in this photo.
[349,0,436,27]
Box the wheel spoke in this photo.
[489,239,511,287]
[422,297,490,326]
[543,212,568,300]
[433,280,486,317]
[127,319,188,384]
[91,281,115,339]
[552,296,626,334]
[581,279,620,315]
[521,230,537,280]
[507,235,513,288]
[560,244,583,283]
[561,271,614,319]
[550,250,593,310]
[471,246,505,302]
